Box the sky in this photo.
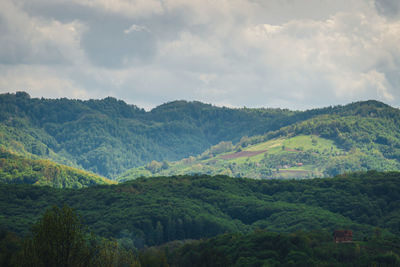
[0,0,399,110]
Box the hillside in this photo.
[1,172,399,247]
[2,92,400,180]
[0,92,313,178]
[146,230,400,266]
[0,147,115,188]
[120,101,400,180]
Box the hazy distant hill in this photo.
[2,92,400,179]
[0,148,114,188]
[0,92,321,178]
[120,100,400,180]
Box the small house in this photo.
[333,230,353,243]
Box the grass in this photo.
[118,134,399,181]
[120,135,340,180]
[222,135,341,164]
[246,138,283,151]
[282,135,343,154]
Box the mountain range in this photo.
[1,92,400,183]
[1,92,400,265]
[121,100,400,180]
[0,92,306,179]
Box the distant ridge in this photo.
[0,92,305,177]
[120,100,400,180]
[1,91,399,179]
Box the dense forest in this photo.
[2,92,400,265]
[0,92,305,178]
[1,171,399,266]
[0,147,114,188]
[2,206,399,267]
[1,172,399,246]
[0,205,141,267]
[3,92,399,179]
[154,230,400,266]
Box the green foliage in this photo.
[1,172,400,247]
[92,238,141,267]
[0,148,115,188]
[145,160,163,174]
[19,205,95,267]
[121,134,400,180]
[3,93,400,179]
[0,92,301,178]
[12,205,140,267]
[121,100,400,180]
[0,229,21,267]
[158,230,400,267]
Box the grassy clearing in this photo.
[119,133,399,181]
[120,135,342,180]
[282,135,343,154]
[246,138,283,151]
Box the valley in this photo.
[1,93,400,266]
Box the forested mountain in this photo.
[0,148,114,188]
[121,100,400,180]
[2,93,400,265]
[2,92,400,180]
[1,172,399,247]
[0,92,310,178]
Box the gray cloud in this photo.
[0,0,399,110]
[375,0,400,18]
[81,19,156,68]
[0,0,67,65]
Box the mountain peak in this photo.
[151,100,213,112]
[334,99,397,118]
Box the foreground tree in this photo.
[18,205,140,267]
[19,205,94,267]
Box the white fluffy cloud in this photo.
[0,65,89,99]
[0,0,399,109]
[0,0,86,64]
[234,10,400,105]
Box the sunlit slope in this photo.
[0,92,305,178]
[120,101,400,180]
[120,135,398,180]
[0,148,115,188]
[2,93,400,180]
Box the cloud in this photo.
[21,0,164,18]
[124,24,150,34]
[80,19,156,68]
[1,0,400,110]
[375,0,400,18]
[76,0,163,17]
[0,65,90,99]
[0,0,86,65]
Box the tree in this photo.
[19,205,141,267]
[92,238,141,267]
[146,161,162,174]
[161,161,169,170]
[0,229,21,267]
[19,205,95,267]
